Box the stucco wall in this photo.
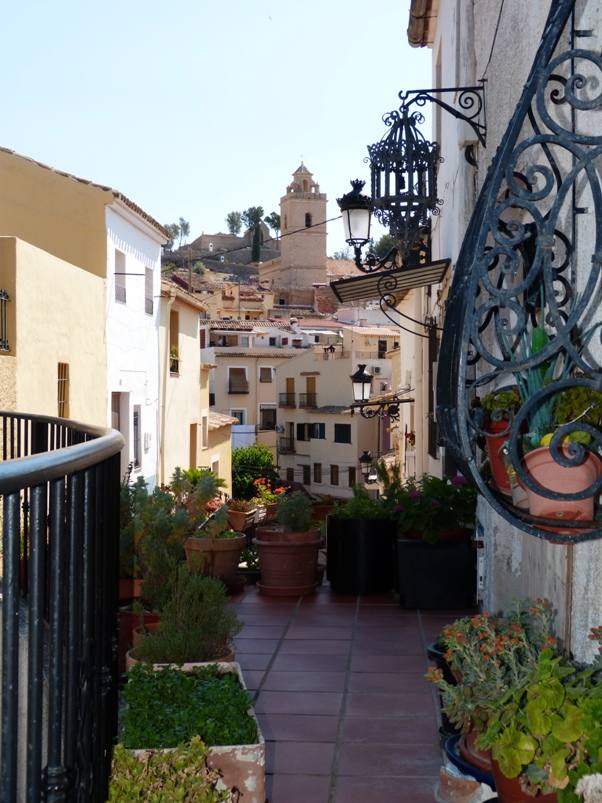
[0,149,111,278]
[207,427,233,496]
[0,237,106,423]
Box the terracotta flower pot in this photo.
[491,760,557,802]
[119,607,160,674]
[227,508,256,531]
[254,526,321,597]
[522,445,602,529]
[119,577,143,602]
[132,620,160,648]
[458,730,492,774]
[485,419,512,496]
[184,534,246,582]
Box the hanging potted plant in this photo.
[326,486,396,595]
[480,387,521,496]
[227,498,258,532]
[254,491,321,596]
[380,468,477,609]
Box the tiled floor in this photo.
[229,584,468,803]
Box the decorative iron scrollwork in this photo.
[438,0,602,543]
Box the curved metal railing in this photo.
[0,411,124,803]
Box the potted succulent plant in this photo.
[119,662,265,802]
[480,386,521,496]
[128,563,241,667]
[326,486,397,594]
[379,468,477,609]
[476,624,602,801]
[254,491,321,596]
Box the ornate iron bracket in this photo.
[437,0,602,544]
[400,83,487,157]
[351,391,415,421]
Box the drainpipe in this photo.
[159,289,176,485]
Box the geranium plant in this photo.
[251,477,287,505]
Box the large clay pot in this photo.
[254,526,321,597]
[119,577,143,602]
[522,446,602,528]
[458,730,492,774]
[119,607,160,674]
[491,760,557,802]
[184,534,246,583]
[485,419,512,495]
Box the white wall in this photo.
[105,204,162,488]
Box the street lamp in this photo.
[350,364,373,404]
[359,450,373,482]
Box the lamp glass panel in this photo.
[345,207,371,245]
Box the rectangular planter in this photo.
[127,662,265,802]
[327,517,397,594]
[397,538,476,609]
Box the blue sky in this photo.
[2,0,431,255]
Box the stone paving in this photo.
[230,584,471,803]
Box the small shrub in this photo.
[276,491,313,532]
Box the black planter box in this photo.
[397,538,476,609]
[327,518,397,594]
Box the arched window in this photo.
[305,213,312,228]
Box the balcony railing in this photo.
[228,382,249,394]
[0,411,123,802]
[0,289,9,351]
[278,393,296,408]
[299,393,318,409]
[278,437,295,454]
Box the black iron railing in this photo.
[0,289,9,351]
[0,411,123,802]
[278,437,295,454]
[278,393,296,408]
[299,393,318,409]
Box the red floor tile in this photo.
[240,669,265,690]
[337,742,442,776]
[286,625,353,640]
[279,639,350,655]
[261,670,346,692]
[352,639,425,656]
[293,612,357,626]
[266,741,335,775]
[236,653,272,671]
[340,715,439,745]
[351,654,428,673]
[333,775,438,803]
[346,691,436,718]
[257,713,339,742]
[271,652,348,672]
[233,637,280,654]
[301,592,357,605]
[267,772,331,803]
[238,625,287,639]
[348,671,428,693]
[255,690,343,716]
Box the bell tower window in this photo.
[305,213,312,228]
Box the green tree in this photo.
[373,233,397,258]
[164,223,180,251]
[225,211,242,235]
[178,217,191,247]
[241,206,265,262]
[332,247,351,260]
[232,443,277,499]
[264,211,281,240]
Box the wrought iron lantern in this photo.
[350,364,373,403]
[359,450,373,482]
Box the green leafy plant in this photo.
[480,387,521,419]
[109,737,235,802]
[378,466,477,544]
[232,444,278,499]
[331,486,391,520]
[426,599,557,734]
[133,565,241,665]
[553,385,602,446]
[275,491,314,532]
[251,477,287,504]
[122,663,257,749]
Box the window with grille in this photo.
[57,363,69,418]
[133,406,141,467]
[0,289,9,351]
[309,423,325,439]
[259,366,273,383]
[115,249,126,303]
[302,465,311,485]
[286,467,295,482]
[231,409,245,425]
[330,465,339,486]
[145,268,153,315]
[348,466,356,487]
[259,406,276,431]
[228,367,248,393]
[313,463,322,483]
[296,423,308,441]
